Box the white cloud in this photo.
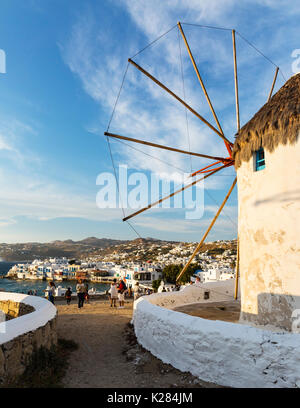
[0,135,14,152]
[0,170,122,223]
[0,115,122,225]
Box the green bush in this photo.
[152,279,161,292]
[162,264,199,284]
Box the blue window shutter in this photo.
[255,148,265,171]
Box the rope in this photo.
[181,22,232,32]
[235,31,277,68]
[106,61,129,133]
[130,24,177,59]
[112,137,187,173]
[105,61,142,239]
[178,25,193,173]
[126,220,142,239]
[107,137,142,239]
[110,135,236,176]
[180,23,287,82]
[234,32,287,94]
[106,136,125,219]
[105,23,284,241]
[236,31,287,81]
[205,188,238,229]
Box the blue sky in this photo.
[0,0,299,243]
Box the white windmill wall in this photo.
[237,137,300,330]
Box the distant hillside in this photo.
[50,237,127,248]
[0,237,131,261]
[0,237,173,261]
[0,236,236,262]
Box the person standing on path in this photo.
[65,287,72,305]
[117,278,126,309]
[46,281,56,304]
[76,279,85,309]
[109,278,118,307]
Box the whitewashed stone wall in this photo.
[133,286,300,388]
[0,292,57,383]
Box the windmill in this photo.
[104,22,285,298]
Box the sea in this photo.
[0,261,109,297]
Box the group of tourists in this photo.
[108,278,154,307]
[108,278,128,308]
[45,279,90,308]
[45,276,160,309]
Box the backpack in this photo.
[119,280,127,293]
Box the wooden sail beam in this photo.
[267,66,279,102]
[232,30,240,133]
[177,22,231,148]
[176,176,237,283]
[123,163,229,222]
[128,58,232,146]
[104,131,228,161]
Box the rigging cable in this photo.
[105,24,282,239]
[180,22,232,32]
[112,137,187,173]
[105,61,142,239]
[130,24,177,59]
[235,31,287,82]
[204,180,238,229]
[180,22,287,82]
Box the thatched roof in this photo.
[232,73,300,169]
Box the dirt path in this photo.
[56,298,220,388]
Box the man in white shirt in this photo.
[76,279,85,309]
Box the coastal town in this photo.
[4,239,237,289]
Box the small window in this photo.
[255,147,265,171]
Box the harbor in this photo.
[0,262,110,297]
[2,257,166,292]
